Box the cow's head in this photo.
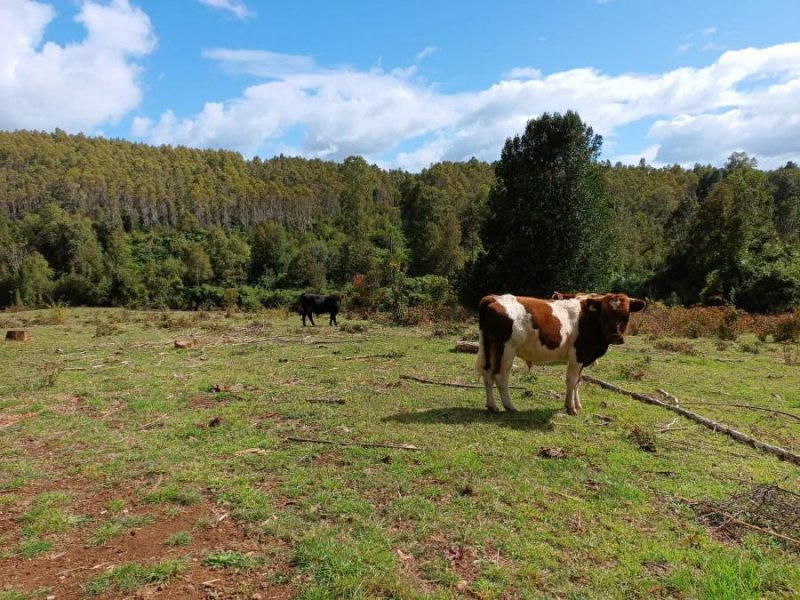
[584,293,646,345]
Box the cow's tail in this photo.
[476,295,495,375]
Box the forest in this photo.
[1,112,799,314]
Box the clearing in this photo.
[1,307,799,599]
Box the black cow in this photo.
[299,294,340,326]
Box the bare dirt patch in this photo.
[0,480,294,599]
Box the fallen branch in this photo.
[534,483,584,503]
[453,340,480,354]
[344,352,403,361]
[657,417,684,433]
[688,500,800,548]
[287,436,419,451]
[583,375,800,466]
[307,397,346,405]
[400,374,525,390]
[679,402,800,424]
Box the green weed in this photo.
[83,560,185,596]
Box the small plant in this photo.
[717,305,743,341]
[738,342,760,354]
[618,356,652,381]
[106,498,126,513]
[653,339,699,356]
[46,301,68,325]
[165,531,191,547]
[628,425,656,452]
[36,363,63,389]
[144,484,202,506]
[773,311,800,343]
[94,315,121,337]
[16,537,52,558]
[222,288,239,317]
[193,516,213,530]
[783,344,799,366]
[90,515,154,546]
[203,550,254,570]
[340,322,369,334]
[21,492,72,536]
[83,560,185,596]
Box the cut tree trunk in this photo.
[174,338,197,349]
[5,330,30,342]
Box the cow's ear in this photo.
[629,298,646,313]
[585,297,602,312]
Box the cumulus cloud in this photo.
[0,0,156,132]
[132,42,800,170]
[197,0,252,20]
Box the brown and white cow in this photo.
[477,293,646,415]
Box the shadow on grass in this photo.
[383,406,558,431]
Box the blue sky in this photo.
[2,0,800,171]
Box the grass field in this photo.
[1,307,799,599]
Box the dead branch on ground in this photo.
[685,498,800,548]
[400,374,525,390]
[583,375,800,466]
[287,436,418,451]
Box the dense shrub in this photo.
[772,311,800,343]
[636,303,749,339]
[404,275,454,307]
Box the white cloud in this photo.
[0,0,156,132]
[131,42,800,170]
[415,46,438,62]
[607,145,660,166]
[503,67,543,80]
[197,0,252,20]
[201,48,317,78]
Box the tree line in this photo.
[1,115,799,313]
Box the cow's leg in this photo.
[482,369,498,412]
[565,361,582,415]
[330,312,337,326]
[574,366,584,411]
[496,342,517,412]
[301,310,307,327]
[308,312,315,326]
[479,334,499,412]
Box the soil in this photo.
[0,479,295,599]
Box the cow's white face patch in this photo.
[609,297,621,311]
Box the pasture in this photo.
[1,307,799,599]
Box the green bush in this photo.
[405,275,454,307]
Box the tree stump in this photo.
[5,330,30,342]
[174,338,197,349]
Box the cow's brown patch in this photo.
[515,297,563,350]
[478,295,512,374]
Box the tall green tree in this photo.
[472,111,614,298]
[248,221,292,286]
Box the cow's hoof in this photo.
[503,405,518,413]
[486,405,498,413]
[566,407,579,416]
